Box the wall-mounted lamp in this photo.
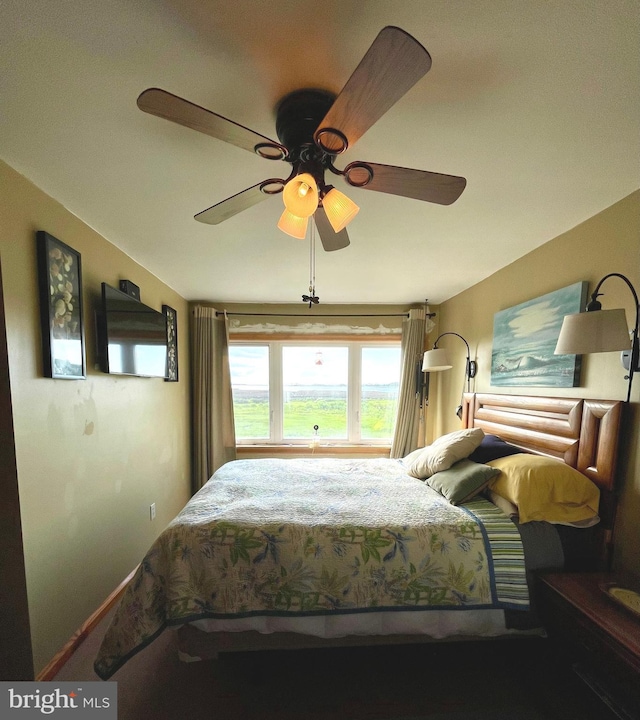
[422,332,477,418]
[554,272,639,403]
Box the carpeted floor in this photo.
[53,608,620,720]
[389,715,542,720]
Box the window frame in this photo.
[229,337,401,446]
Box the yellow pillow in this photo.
[487,454,599,524]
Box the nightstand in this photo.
[536,572,640,720]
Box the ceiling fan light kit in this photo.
[282,172,319,218]
[322,186,360,233]
[277,209,308,240]
[137,25,466,251]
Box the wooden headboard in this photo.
[462,393,623,568]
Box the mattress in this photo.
[95,457,544,679]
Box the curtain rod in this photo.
[215,311,437,318]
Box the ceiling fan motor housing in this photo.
[275,89,336,157]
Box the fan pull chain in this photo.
[302,220,320,307]
[310,222,315,296]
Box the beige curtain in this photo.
[390,307,426,458]
[191,306,236,492]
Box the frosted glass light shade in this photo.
[277,209,308,239]
[282,173,318,218]
[422,348,453,372]
[554,309,631,355]
[322,187,360,232]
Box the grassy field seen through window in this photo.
[234,398,396,439]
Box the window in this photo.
[229,341,401,444]
[282,346,348,439]
[228,345,270,439]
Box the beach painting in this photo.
[491,281,587,387]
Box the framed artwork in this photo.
[36,231,86,379]
[491,281,588,388]
[163,304,178,382]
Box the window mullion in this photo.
[271,342,283,443]
[349,343,361,443]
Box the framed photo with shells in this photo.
[36,231,86,379]
[162,304,178,382]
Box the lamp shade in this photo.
[554,308,631,355]
[282,173,319,218]
[277,209,308,239]
[322,187,360,232]
[422,348,453,372]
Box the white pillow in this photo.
[401,447,427,467]
[487,489,519,518]
[407,428,485,480]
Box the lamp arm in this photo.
[589,273,640,403]
[433,332,471,356]
[433,332,477,384]
[589,272,640,311]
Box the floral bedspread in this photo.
[95,458,528,679]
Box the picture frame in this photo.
[163,304,178,382]
[491,281,588,388]
[36,231,86,379]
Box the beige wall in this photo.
[431,190,640,575]
[0,160,192,674]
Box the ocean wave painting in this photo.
[491,282,588,387]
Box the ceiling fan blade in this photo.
[195,180,283,225]
[314,206,350,251]
[344,161,466,205]
[137,88,287,158]
[314,27,432,153]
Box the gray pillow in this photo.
[425,459,500,505]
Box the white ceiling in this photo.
[2,0,638,305]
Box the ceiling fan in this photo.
[137,26,466,252]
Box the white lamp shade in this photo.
[322,187,360,232]
[554,309,631,355]
[282,173,319,218]
[277,209,308,239]
[422,348,453,372]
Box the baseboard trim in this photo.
[36,565,139,681]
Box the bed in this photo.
[94,393,622,680]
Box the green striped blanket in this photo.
[95,458,528,679]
